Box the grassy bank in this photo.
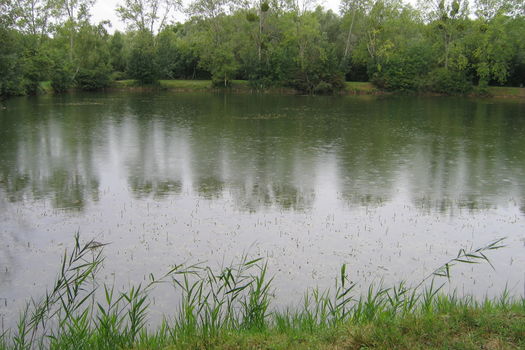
[38,80,525,98]
[345,81,381,95]
[1,235,523,350]
[487,86,525,98]
[110,80,525,98]
[109,80,381,95]
[171,305,525,350]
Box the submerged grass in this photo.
[1,235,523,350]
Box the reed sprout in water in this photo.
[0,235,520,350]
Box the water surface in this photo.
[1,92,524,325]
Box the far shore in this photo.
[38,80,525,99]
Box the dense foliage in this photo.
[1,0,524,96]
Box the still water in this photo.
[1,92,524,325]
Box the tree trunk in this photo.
[258,12,262,63]
[444,31,449,70]
[69,31,74,63]
[342,9,357,63]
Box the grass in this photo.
[38,81,52,93]
[159,80,212,90]
[345,81,380,94]
[110,79,381,95]
[163,305,525,350]
[1,235,523,350]
[109,79,249,91]
[160,79,251,90]
[487,86,525,98]
[39,80,525,98]
[114,80,381,95]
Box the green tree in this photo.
[339,0,372,65]
[116,0,180,33]
[0,27,26,96]
[505,16,525,86]
[22,39,52,94]
[467,15,514,87]
[276,9,343,93]
[156,26,178,78]
[74,23,112,90]
[12,0,53,37]
[109,31,127,75]
[423,0,469,70]
[52,0,95,63]
[127,30,158,84]
[188,0,239,86]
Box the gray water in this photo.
[1,92,524,326]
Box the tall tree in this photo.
[12,0,53,36]
[187,0,240,85]
[339,0,372,64]
[467,8,515,87]
[474,0,521,20]
[0,25,26,96]
[109,31,126,73]
[0,0,17,28]
[54,0,94,23]
[52,0,95,63]
[74,22,112,89]
[127,29,158,83]
[116,0,180,33]
[244,0,270,64]
[421,0,469,70]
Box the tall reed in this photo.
[0,235,516,350]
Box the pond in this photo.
[1,92,524,326]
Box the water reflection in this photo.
[0,93,524,213]
[1,92,525,329]
[0,98,101,210]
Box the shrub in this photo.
[427,68,472,94]
[75,66,111,90]
[50,63,72,93]
[370,43,432,92]
[127,31,158,84]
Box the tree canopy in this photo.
[1,0,524,97]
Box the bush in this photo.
[473,82,490,96]
[371,57,425,91]
[314,75,345,94]
[50,64,72,93]
[313,81,333,94]
[75,66,111,90]
[287,70,345,94]
[110,71,127,81]
[211,76,231,87]
[427,68,472,94]
[127,31,158,84]
[23,49,52,95]
[0,28,25,97]
[248,76,275,90]
[370,44,432,92]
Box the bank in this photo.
[1,235,524,350]
[164,306,525,350]
[37,80,525,98]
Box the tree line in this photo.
[1,0,524,97]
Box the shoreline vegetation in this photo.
[1,235,523,350]
[2,0,525,100]
[35,79,525,99]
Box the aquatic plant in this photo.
[0,234,518,350]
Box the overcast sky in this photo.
[92,0,420,33]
